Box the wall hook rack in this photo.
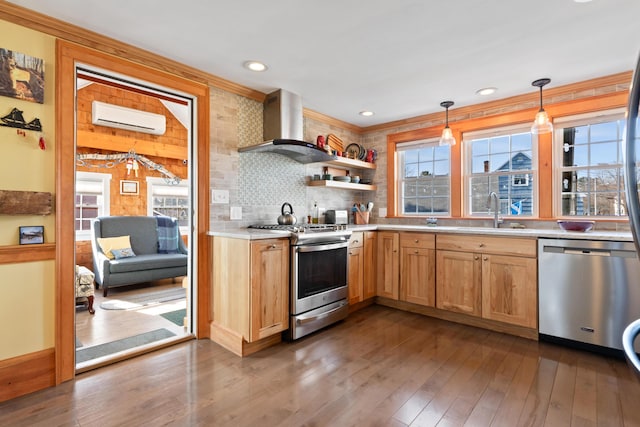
[0,107,42,131]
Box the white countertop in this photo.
[208,224,634,242]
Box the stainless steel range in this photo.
[250,223,351,340]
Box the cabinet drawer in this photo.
[350,232,364,248]
[436,234,536,257]
[400,232,435,249]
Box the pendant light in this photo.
[531,78,553,134]
[439,101,456,146]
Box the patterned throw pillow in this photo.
[111,247,136,259]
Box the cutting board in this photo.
[327,134,344,152]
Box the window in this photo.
[397,139,450,215]
[75,172,111,240]
[146,177,189,229]
[464,126,536,217]
[556,110,628,217]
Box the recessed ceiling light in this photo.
[574,0,593,3]
[359,110,374,117]
[476,87,497,96]
[243,61,268,72]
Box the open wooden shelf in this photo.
[307,179,377,191]
[322,157,377,170]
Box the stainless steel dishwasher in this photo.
[539,238,640,352]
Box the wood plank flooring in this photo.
[3,305,640,426]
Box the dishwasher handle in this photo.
[543,245,635,258]
[563,248,611,257]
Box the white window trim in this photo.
[75,171,111,241]
[462,124,538,217]
[396,137,451,216]
[146,176,189,234]
[553,109,626,218]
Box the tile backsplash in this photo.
[210,90,374,230]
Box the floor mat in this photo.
[160,309,186,327]
[75,328,176,363]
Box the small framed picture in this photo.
[120,180,139,195]
[19,226,44,245]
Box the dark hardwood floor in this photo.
[3,305,640,426]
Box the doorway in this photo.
[73,67,194,370]
[56,40,210,383]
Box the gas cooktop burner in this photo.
[249,223,351,244]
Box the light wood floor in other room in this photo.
[75,279,189,348]
[3,305,640,426]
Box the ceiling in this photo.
[7,0,640,127]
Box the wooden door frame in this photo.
[56,40,210,383]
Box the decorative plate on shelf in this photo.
[345,143,360,159]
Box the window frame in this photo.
[146,176,189,234]
[75,171,111,240]
[462,124,538,218]
[396,137,451,216]
[553,108,627,218]
[385,90,629,221]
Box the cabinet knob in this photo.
[474,256,479,260]
[414,250,419,254]
[353,240,359,244]
[349,251,353,255]
[415,239,419,243]
[270,244,277,249]
[483,257,488,261]
[479,243,485,247]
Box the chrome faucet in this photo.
[487,192,503,228]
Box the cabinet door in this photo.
[362,231,377,300]
[377,231,399,299]
[400,246,435,307]
[348,246,364,305]
[482,254,537,328]
[250,239,289,342]
[436,250,481,316]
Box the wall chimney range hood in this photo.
[238,89,334,163]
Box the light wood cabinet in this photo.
[481,254,537,328]
[211,236,289,356]
[249,239,290,341]
[436,234,537,328]
[348,231,378,305]
[400,232,436,307]
[436,249,482,316]
[362,231,377,300]
[377,231,399,299]
[376,231,436,307]
[348,232,364,305]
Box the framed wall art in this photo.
[0,48,45,104]
[120,180,139,195]
[19,225,44,245]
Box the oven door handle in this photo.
[296,302,348,325]
[295,241,349,253]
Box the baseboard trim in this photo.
[375,297,538,341]
[210,322,281,357]
[0,348,55,402]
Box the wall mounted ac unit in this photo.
[91,101,166,135]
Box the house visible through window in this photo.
[397,138,450,215]
[146,177,189,229]
[75,171,111,240]
[556,110,628,217]
[464,126,535,217]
